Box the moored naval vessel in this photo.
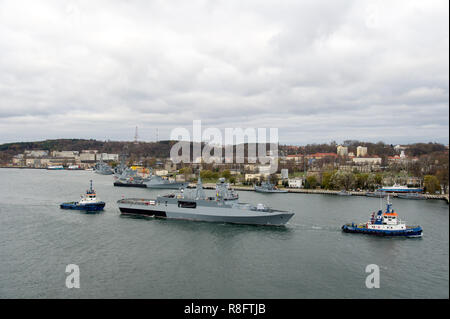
[94,159,113,175]
[117,176,294,226]
[365,191,387,198]
[397,193,427,200]
[113,158,128,176]
[114,167,149,188]
[254,181,288,193]
[144,169,187,189]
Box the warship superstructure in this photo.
[215,178,239,202]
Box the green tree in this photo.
[374,173,383,186]
[424,175,441,194]
[340,171,355,190]
[306,176,318,189]
[321,171,334,189]
[436,169,449,194]
[221,170,231,180]
[200,170,213,179]
[355,173,369,190]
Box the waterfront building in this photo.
[288,178,304,188]
[24,150,48,157]
[98,153,119,161]
[245,173,262,182]
[80,152,96,161]
[51,150,79,158]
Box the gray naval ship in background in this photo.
[114,167,149,187]
[117,175,294,226]
[114,167,187,189]
[254,181,288,193]
[145,169,187,189]
[94,159,113,175]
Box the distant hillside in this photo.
[279,141,447,158]
[0,139,176,163]
[0,138,447,164]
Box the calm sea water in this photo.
[0,168,448,299]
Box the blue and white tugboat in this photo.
[60,180,105,211]
[342,196,422,237]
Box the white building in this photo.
[98,153,119,161]
[80,153,96,161]
[245,173,262,182]
[51,150,79,158]
[394,145,407,152]
[24,150,48,157]
[281,169,289,179]
[337,145,348,156]
[352,157,381,165]
[356,146,368,157]
[288,178,304,188]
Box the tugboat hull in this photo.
[342,224,422,237]
[60,202,105,211]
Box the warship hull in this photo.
[113,181,147,188]
[145,182,187,189]
[117,199,293,226]
[254,187,288,193]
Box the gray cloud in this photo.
[0,0,448,145]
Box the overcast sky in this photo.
[0,0,448,145]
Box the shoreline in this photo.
[201,183,449,203]
[1,167,448,203]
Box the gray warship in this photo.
[114,167,149,188]
[216,178,239,202]
[366,191,387,198]
[254,181,288,193]
[144,169,187,189]
[113,155,128,176]
[117,176,294,226]
[94,159,113,175]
